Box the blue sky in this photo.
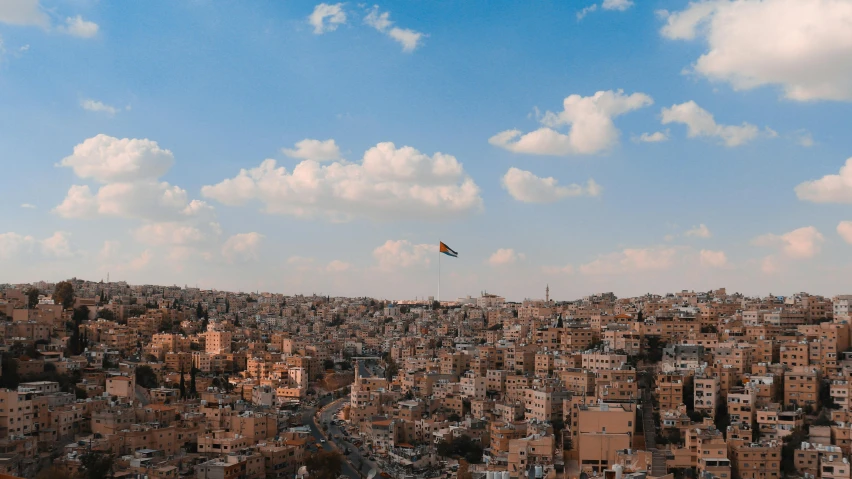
[2,0,852,300]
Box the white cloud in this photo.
[488,248,524,266]
[501,167,601,203]
[0,232,36,259]
[542,264,574,275]
[577,4,598,20]
[202,141,482,221]
[661,101,759,147]
[685,224,711,238]
[602,0,633,11]
[326,260,353,272]
[364,5,424,52]
[489,90,653,156]
[795,158,852,203]
[0,0,49,27]
[134,222,205,246]
[58,15,98,38]
[580,247,679,275]
[124,249,153,271]
[634,130,669,143]
[54,182,210,221]
[0,231,75,260]
[752,226,824,259]
[81,99,118,116]
[40,231,73,258]
[98,240,120,262]
[281,138,341,162]
[308,3,347,34]
[699,249,728,268]
[372,240,435,271]
[659,0,852,101]
[59,134,174,183]
[794,130,815,147]
[222,233,264,262]
[761,255,779,274]
[20,203,35,209]
[838,221,852,245]
[54,134,211,222]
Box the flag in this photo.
[439,242,458,258]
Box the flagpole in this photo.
[438,244,441,305]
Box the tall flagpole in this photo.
[438,243,441,304]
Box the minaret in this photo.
[546,284,550,303]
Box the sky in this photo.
[2,0,852,301]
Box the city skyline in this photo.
[3,1,852,299]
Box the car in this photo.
[320,439,326,443]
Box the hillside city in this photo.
[0,280,850,479]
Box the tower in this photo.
[546,284,550,303]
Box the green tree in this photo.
[179,368,186,399]
[190,367,197,398]
[79,452,114,479]
[96,309,116,321]
[27,288,40,309]
[304,450,343,479]
[73,306,90,325]
[135,365,159,389]
[53,281,75,309]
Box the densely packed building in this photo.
[1,280,851,479]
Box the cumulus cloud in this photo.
[372,240,434,271]
[542,264,574,275]
[58,134,174,183]
[281,138,341,162]
[0,231,75,260]
[489,90,653,156]
[634,131,669,143]
[0,0,49,27]
[699,249,728,268]
[793,130,815,148]
[580,247,679,275]
[58,15,98,38]
[134,222,206,246]
[602,0,634,11]
[54,134,211,222]
[685,224,711,238]
[752,226,824,259]
[577,4,598,20]
[326,260,353,272]
[308,3,346,34]
[40,231,74,258]
[501,167,601,203]
[794,158,852,203]
[838,221,852,244]
[202,141,482,221]
[222,233,264,262]
[364,5,425,52]
[661,101,760,147]
[659,0,852,101]
[488,248,524,266]
[81,99,118,116]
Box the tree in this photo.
[96,309,116,321]
[820,380,838,409]
[54,281,75,309]
[714,401,730,438]
[436,435,483,464]
[27,288,40,309]
[304,450,343,479]
[36,467,72,479]
[190,367,197,398]
[73,306,90,325]
[323,359,335,370]
[179,368,186,399]
[135,365,159,389]
[79,452,114,479]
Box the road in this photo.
[303,401,362,479]
[301,359,385,479]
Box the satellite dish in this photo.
[367,469,378,479]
